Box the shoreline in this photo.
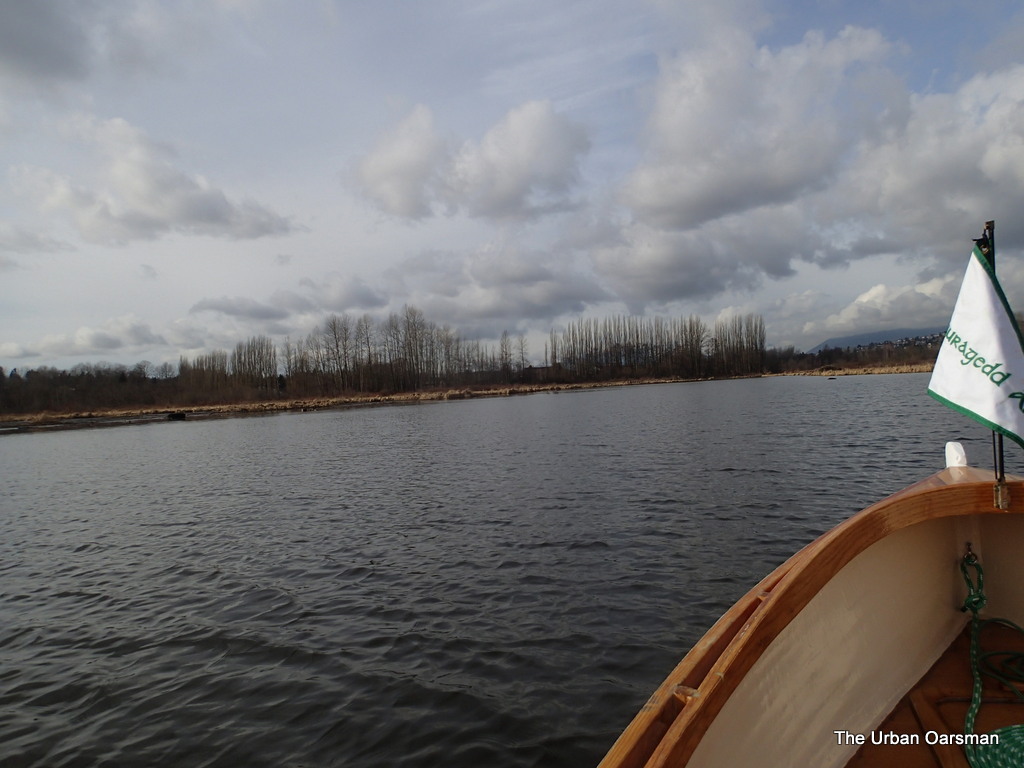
[0,364,933,435]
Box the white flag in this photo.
[928,245,1024,447]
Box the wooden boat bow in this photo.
[599,467,1024,768]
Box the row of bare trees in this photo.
[272,308,525,397]
[552,313,766,380]
[0,361,177,415]
[1,307,772,415]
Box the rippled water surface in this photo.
[1,374,1012,767]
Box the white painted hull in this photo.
[599,466,1024,768]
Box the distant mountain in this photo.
[809,327,945,354]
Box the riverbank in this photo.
[0,378,680,434]
[775,362,934,376]
[0,364,933,434]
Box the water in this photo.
[0,374,1012,767]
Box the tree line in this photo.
[0,306,932,416]
[549,313,765,380]
[763,334,941,373]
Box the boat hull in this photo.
[599,466,1024,768]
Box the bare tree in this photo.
[499,330,513,383]
[231,335,277,390]
[322,313,352,391]
[516,333,529,375]
[354,313,376,391]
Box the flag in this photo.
[928,244,1024,447]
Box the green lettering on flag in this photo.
[928,244,1024,448]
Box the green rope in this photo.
[960,551,1024,767]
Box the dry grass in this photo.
[0,365,933,432]
[775,362,934,376]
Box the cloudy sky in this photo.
[3,0,1024,370]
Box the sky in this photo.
[3,0,1024,371]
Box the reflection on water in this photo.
[0,374,1004,767]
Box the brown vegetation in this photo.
[1,366,933,434]
[776,361,934,376]
[0,378,690,431]
[1,309,766,419]
[0,305,940,433]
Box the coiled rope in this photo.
[960,550,1024,767]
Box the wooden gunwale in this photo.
[598,467,1024,768]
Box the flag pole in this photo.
[983,221,999,481]
[979,219,1009,491]
[929,218,1023,507]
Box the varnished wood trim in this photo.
[908,689,971,768]
[598,468,1024,768]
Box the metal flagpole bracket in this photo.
[994,481,1011,510]
[974,220,995,262]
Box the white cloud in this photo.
[33,315,168,358]
[190,296,292,321]
[388,243,608,333]
[355,105,446,219]
[4,2,1024,370]
[0,341,39,360]
[299,273,388,313]
[164,319,210,352]
[772,290,830,321]
[625,26,892,231]
[445,100,590,219]
[832,65,1024,258]
[593,204,817,307]
[0,1,247,91]
[13,116,292,244]
[599,25,1024,329]
[802,275,959,339]
[356,101,590,221]
[0,222,69,255]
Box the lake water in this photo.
[0,374,1014,767]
